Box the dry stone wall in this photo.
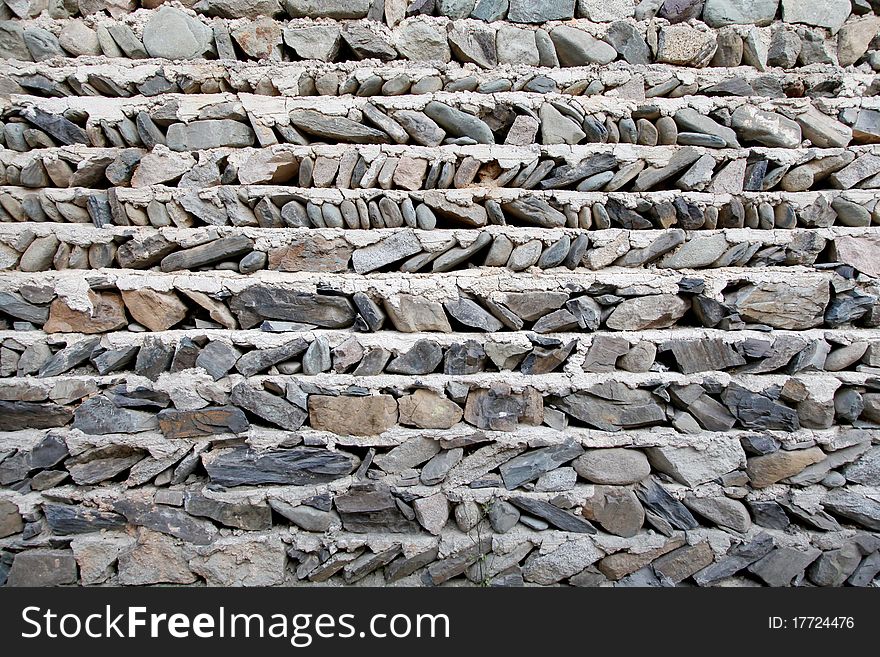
[1,0,880,588]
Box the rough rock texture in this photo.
[0,0,879,590]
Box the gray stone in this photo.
[748,546,822,586]
[731,105,801,148]
[230,382,307,430]
[166,119,255,150]
[142,7,212,60]
[703,0,779,27]
[635,478,699,531]
[6,550,77,587]
[821,489,880,530]
[510,496,596,533]
[195,340,241,380]
[114,500,216,545]
[423,102,494,144]
[500,440,584,489]
[184,492,272,530]
[550,25,618,66]
[573,448,651,485]
[203,446,357,487]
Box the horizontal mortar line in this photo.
[0,263,844,284]
[2,223,874,239]
[5,144,873,160]
[9,89,880,110]
[6,185,880,201]
[2,59,872,80]
[7,369,880,386]
[1,423,867,453]
[5,326,880,343]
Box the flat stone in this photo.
[574,448,651,484]
[703,0,779,27]
[413,493,449,535]
[781,0,850,31]
[693,533,775,585]
[184,492,271,530]
[121,289,187,332]
[166,119,255,150]
[510,496,596,533]
[6,550,77,587]
[336,487,421,534]
[500,439,584,490]
[352,230,422,274]
[398,389,463,429]
[423,102,494,144]
[203,446,357,487]
[309,395,398,436]
[269,499,338,532]
[158,406,249,439]
[283,24,341,61]
[110,500,213,547]
[384,294,452,332]
[732,105,802,148]
[447,24,497,68]
[821,489,880,530]
[684,495,751,532]
[748,546,822,586]
[386,340,443,374]
[606,294,690,330]
[523,537,602,584]
[726,279,829,329]
[289,109,389,143]
[746,447,826,488]
[230,286,356,329]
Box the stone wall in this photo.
[1,0,879,588]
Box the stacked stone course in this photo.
[1,0,880,588]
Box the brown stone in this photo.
[121,289,188,331]
[582,486,644,538]
[308,394,398,436]
[43,291,128,334]
[157,406,250,439]
[117,529,197,585]
[746,447,827,488]
[397,389,463,429]
[597,536,687,580]
[652,542,714,583]
[0,499,23,538]
[833,235,880,279]
[268,236,353,272]
[392,156,428,191]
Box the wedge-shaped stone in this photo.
[510,497,596,533]
[231,382,306,430]
[746,446,826,488]
[352,230,422,274]
[500,439,584,490]
[289,109,389,143]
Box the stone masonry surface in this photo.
[0,0,879,588]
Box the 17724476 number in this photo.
[769,617,855,629]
